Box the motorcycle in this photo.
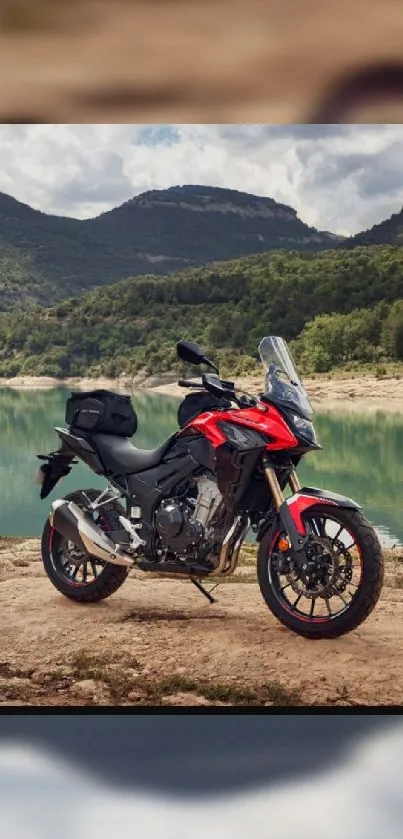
[35,335,384,639]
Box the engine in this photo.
[154,474,225,562]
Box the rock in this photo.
[74,679,99,698]
[31,668,52,685]
[127,690,148,702]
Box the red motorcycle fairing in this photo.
[185,402,299,451]
[285,488,361,535]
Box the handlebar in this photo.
[178,376,258,409]
[178,379,204,389]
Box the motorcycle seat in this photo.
[93,432,178,475]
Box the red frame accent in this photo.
[184,402,299,451]
[286,494,337,535]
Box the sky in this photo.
[1,721,402,839]
[0,124,402,236]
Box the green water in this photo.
[0,387,402,546]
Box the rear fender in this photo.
[54,426,104,474]
[36,427,103,499]
[35,451,76,500]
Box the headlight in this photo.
[291,415,317,443]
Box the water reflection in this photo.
[0,388,401,545]
[298,409,403,547]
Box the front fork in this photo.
[263,461,309,553]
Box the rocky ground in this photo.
[1,538,402,706]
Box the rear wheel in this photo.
[41,489,129,603]
[257,505,384,639]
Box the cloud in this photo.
[0,124,402,234]
[1,722,403,839]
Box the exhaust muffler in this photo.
[49,500,133,568]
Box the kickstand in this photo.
[191,579,219,604]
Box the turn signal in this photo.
[278,537,290,552]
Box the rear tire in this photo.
[41,489,130,603]
[257,505,384,639]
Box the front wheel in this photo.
[257,505,384,639]
[41,489,130,603]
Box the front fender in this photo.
[286,486,361,536]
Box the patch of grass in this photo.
[149,674,303,706]
[70,650,303,706]
[70,650,134,701]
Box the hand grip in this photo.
[178,379,203,388]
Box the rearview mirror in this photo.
[177,340,204,366]
[177,340,219,373]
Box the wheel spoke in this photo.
[324,597,333,616]
[72,566,79,580]
[90,560,99,578]
[331,524,344,544]
[331,584,349,606]
[292,594,302,610]
[82,563,88,583]
[344,541,356,551]
[311,517,325,537]
[309,598,315,618]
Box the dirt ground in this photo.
[1,538,402,707]
[1,0,403,123]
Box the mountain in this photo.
[0,186,345,310]
[0,191,148,309]
[341,206,403,249]
[0,244,401,378]
[84,184,346,263]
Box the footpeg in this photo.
[118,516,146,550]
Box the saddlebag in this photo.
[178,391,231,428]
[66,389,137,437]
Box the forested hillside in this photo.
[342,206,403,249]
[0,245,402,378]
[0,185,344,309]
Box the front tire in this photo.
[41,489,130,603]
[257,505,384,639]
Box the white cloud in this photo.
[1,722,403,839]
[0,124,402,234]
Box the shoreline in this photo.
[0,372,403,413]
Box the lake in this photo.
[0,387,402,546]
